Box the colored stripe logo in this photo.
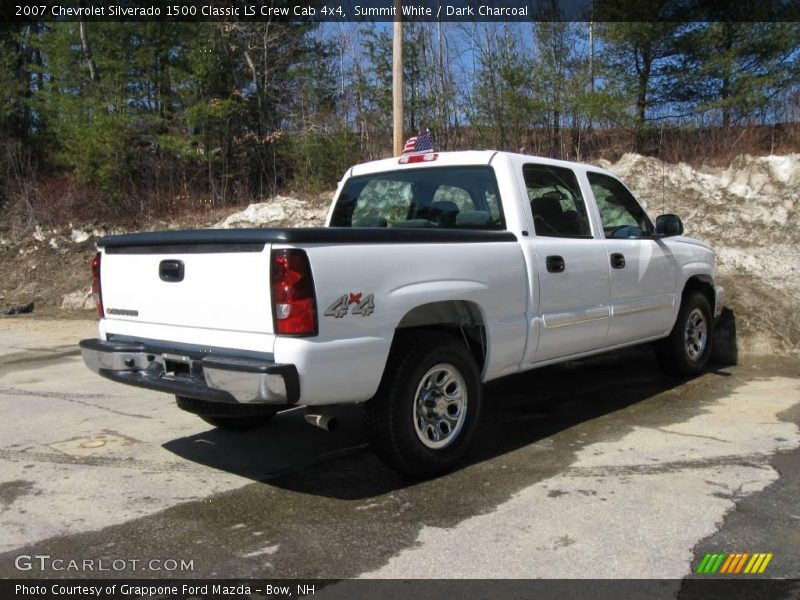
[696,552,773,574]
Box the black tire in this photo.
[365,331,482,478]
[655,291,713,377]
[175,396,277,431]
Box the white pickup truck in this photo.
[81,151,724,476]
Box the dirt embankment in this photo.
[1,157,797,356]
[0,193,330,313]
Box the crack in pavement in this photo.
[655,427,731,444]
[0,444,370,479]
[565,453,775,478]
[0,386,153,419]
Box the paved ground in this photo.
[0,315,798,591]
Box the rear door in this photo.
[586,171,678,344]
[519,163,611,363]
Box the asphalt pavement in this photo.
[0,316,798,592]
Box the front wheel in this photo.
[365,331,482,478]
[655,291,713,377]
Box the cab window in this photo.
[330,166,505,230]
[523,164,592,238]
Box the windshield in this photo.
[330,166,505,230]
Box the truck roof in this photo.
[347,150,615,179]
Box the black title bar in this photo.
[3,0,800,23]
[5,579,800,600]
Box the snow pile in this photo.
[13,225,114,257]
[214,196,327,229]
[70,229,91,244]
[599,153,799,288]
[61,287,94,310]
[604,153,800,205]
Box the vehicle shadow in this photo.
[163,339,737,501]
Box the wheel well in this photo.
[683,276,715,313]
[395,301,487,371]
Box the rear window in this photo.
[330,166,505,230]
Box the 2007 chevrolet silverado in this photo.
[80,151,724,476]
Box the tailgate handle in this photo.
[159,259,184,282]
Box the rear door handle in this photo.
[546,255,565,273]
[610,253,626,269]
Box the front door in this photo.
[587,171,678,345]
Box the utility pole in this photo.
[589,21,594,95]
[392,0,403,156]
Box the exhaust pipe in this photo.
[305,413,338,432]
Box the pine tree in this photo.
[598,21,685,135]
[671,22,800,127]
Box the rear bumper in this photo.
[79,338,299,405]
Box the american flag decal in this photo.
[402,129,434,155]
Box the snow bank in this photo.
[600,153,799,282]
[60,288,94,310]
[214,195,327,229]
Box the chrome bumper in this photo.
[79,339,299,405]
[713,285,725,319]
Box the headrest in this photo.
[456,211,491,227]
[353,216,388,227]
[532,197,564,219]
[430,200,460,214]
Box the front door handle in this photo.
[546,255,565,273]
[610,253,626,269]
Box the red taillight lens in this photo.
[398,152,438,164]
[91,252,104,318]
[271,249,317,336]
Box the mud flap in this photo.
[711,307,738,366]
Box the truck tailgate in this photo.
[100,246,273,334]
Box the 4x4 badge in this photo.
[324,293,375,318]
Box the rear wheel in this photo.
[365,331,482,478]
[176,396,277,431]
[655,291,713,377]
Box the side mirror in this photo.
[655,214,683,237]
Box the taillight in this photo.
[91,252,104,318]
[271,249,317,336]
